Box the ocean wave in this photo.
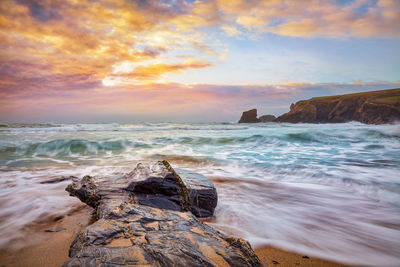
[144,154,218,165]
[170,130,398,146]
[0,139,151,157]
[0,123,61,129]
[363,128,400,139]
[1,127,398,160]
[175,135,264,145]
[0,123,249,132]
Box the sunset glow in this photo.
[1,0,399,122]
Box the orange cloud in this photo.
[218,0,400,38]
[105,60,212,85]
[0,0,399,102]
[0,0,221,93]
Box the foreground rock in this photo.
[238,109,261,123]
[63,161,262,266]
[276,88,400,124]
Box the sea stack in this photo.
[63,161,262,266]
[238,109,261,123]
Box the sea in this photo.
[0,122,399,266]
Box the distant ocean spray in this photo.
[0,122,399,266]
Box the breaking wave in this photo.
[0,139,150,157]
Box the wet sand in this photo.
[0,206,350,267]
[255,246,350,267]
[0,205,94,267]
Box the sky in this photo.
[0,0,399,123]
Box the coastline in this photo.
[0,205,351,267]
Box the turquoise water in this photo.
[0,122,399,266]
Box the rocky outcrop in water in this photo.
[238,109,276,123]
[275,88,400,124]
[63,161,262,266]
[259,115,276,122]
[238,109,260,123]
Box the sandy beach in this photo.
[255,246,350,267]
[0,205,351,267]
[0,205,94,267]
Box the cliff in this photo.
[275,88,400,124]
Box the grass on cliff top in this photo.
[305,88,400,104]
[374,95,400,105]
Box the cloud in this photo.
[20,0,63,22]
[218,0,400,38]
[0,0,399,123]
[191,41,217,55]
[104,59,212,85]
[1,0,399,93]
[220,24,242,36]
[0,0,222,93]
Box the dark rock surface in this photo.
[63,161,262,266]
[40,176,73,184]
[238,109,261,123]
[276,88,400,124]
[125,161,217,218]
[44,227,66,232]
[259,115,276,122]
